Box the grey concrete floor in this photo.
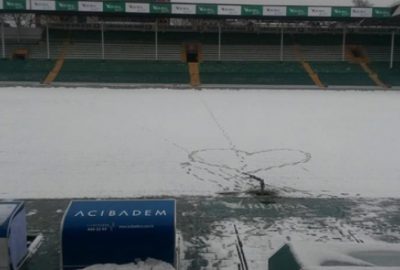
[19,195,400,270]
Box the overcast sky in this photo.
[173,0,399,7]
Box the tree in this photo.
[353,0,373,7]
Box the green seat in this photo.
[310,62,374,86]
[370,62,400,86]
[0,59,54,82]
[200,61,313,85]
[56,60,189,84]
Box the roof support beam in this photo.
[101,22,105,60]
[390,31,395,69]
[46,24,50,59]
[342,28,347,62]
[218,22,221,61]
[155,19,158,61]
[1,21,5,58]
[280,27,284,62]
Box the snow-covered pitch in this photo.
[1,87,399,199]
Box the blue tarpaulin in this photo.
[61,199,176,270]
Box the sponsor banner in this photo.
[242,5,263,16]
[78,1,103,12]
[308,7,331,17]
[31,0,56,11]
[0,2,392,19]
[125,2,149,13]
[287,6,308,17]
[103,1,124,13]
[150,3,171,14]
[263,6,286,16]
[332,7,351,17]
[196,4,217,15]
[373,8,391,18]
[56,0,78,11]
[4,0,26,10]
[62,200,176,269]
[351,7,373,18]
[171,4,196,15]
[218,5,241,16]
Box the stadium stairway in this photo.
[301,62,325,89]
[370,62,400,87]
[293,43,325,89]
[43,40,70,85]
[345,45,388,89]
[188,63,200,87]
[359,62,388,89]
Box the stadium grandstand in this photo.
[0,0,400,88]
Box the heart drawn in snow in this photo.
[184,148,311,190]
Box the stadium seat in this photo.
[0,59,54,82]
[310,62,374,86]
[200,61,313,86]
[55,60,189,84]
[370,62,400,86]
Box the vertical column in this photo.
[218,22,221,61]
[101,23,105,60]
[390,31,395,69]
[280,27,284,62]
[155,20,158,61]
[342,28,347,61]
[1,21,5,58]
[46,24,50,59]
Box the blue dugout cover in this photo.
[0,201,27,270]
[60,199,176,270]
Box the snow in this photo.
[26,209,38,216]
[195,216,400,270]
[0,87,400,199]
[81,258,175,270]
[286,241,400,267]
